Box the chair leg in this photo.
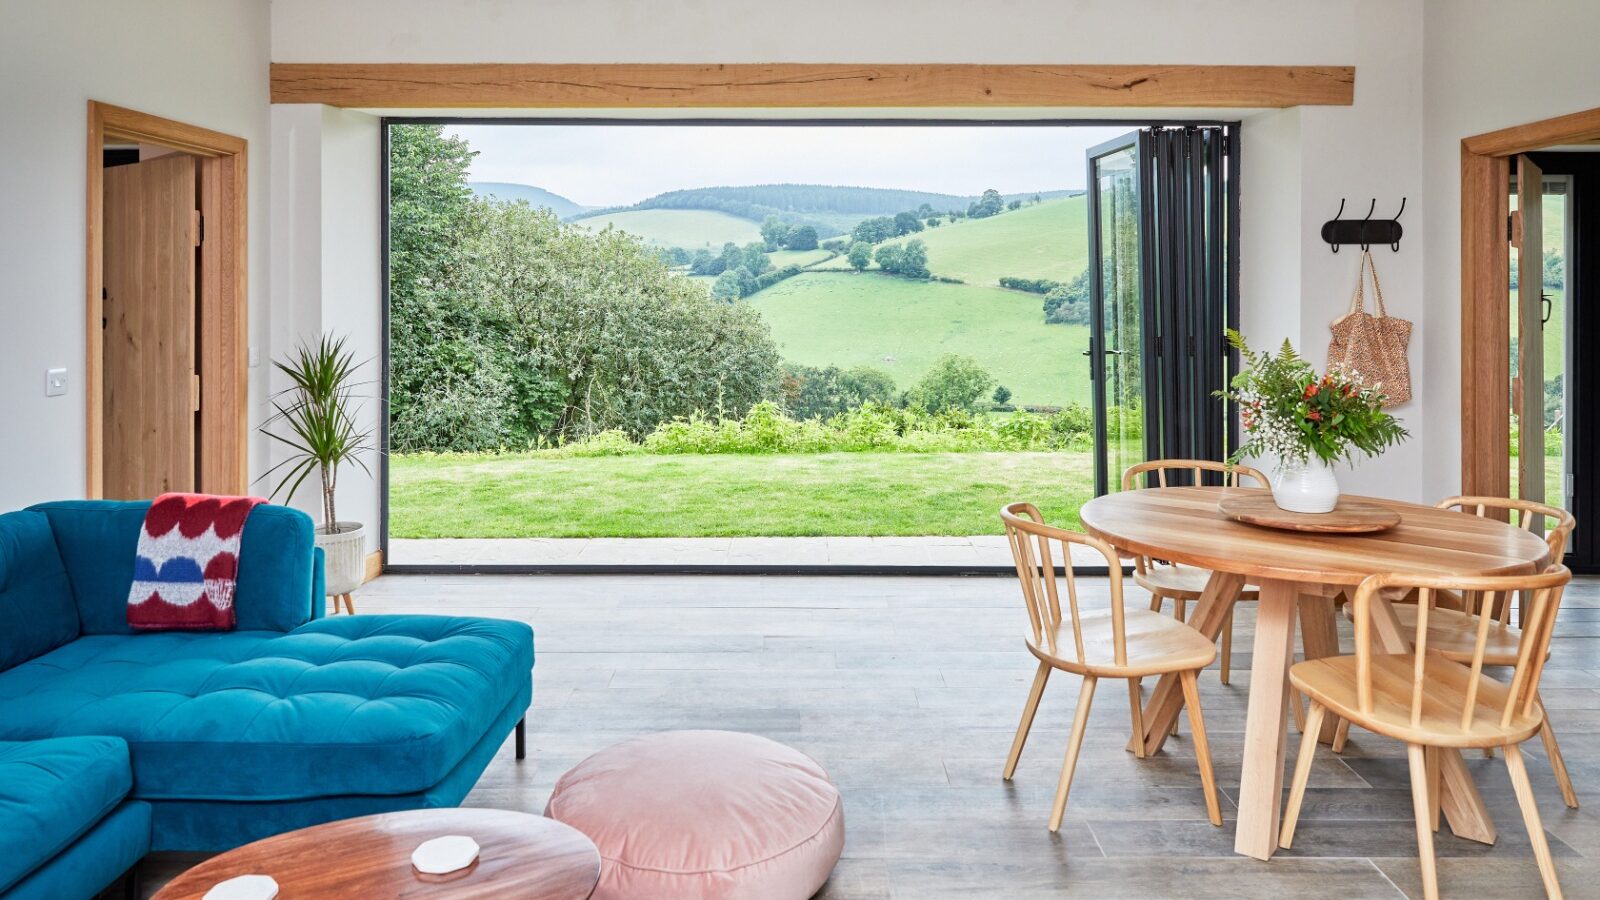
[1174,597,1187,623]
[1220,607,1234,685]
[1004,661,1052,780]
[1506,742,1564,900]
[1426,746,1442,832]
[1180,670,1223,826]
[515,717,526,760]
[1048,675,1097,833]
[1290,687,1307,734]
[1331,716,1351,753]
[1407,743,1440,900]
[1128,678,1146,759]
[1150,592,1164,613]
[1280,700,1326,849]
[1539,706,1579,809]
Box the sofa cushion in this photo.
[0,615,534,801]
[0,511,80,672]
[27,500,316,635]
[0,736,134,895]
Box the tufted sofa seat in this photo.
[0,616,533,800]
[0,500,535,857]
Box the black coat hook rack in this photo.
[1321,197,1405,253]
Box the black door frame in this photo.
[1526,151,1598,572]
[379,116,1241,576]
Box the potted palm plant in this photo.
[260,335,373,597]
[1221,330,1407,513]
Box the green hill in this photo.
[748,272,1090,408]
[574,209,761,248]
[817,195,1088,286]
[469,182,589,218]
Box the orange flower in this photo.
[1303,383,1319,399]
[1307,409,1322,422]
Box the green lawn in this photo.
[749,272,1090,408]
[573,208,761,247]
[390,451,1093,538]
[814,195,1088,286]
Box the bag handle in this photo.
[1347,249,1389,319]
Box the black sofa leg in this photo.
[515,716,526,760]
[122,862,141,899]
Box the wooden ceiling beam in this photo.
[270,63,1355,109]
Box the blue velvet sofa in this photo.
[0,500,534,891]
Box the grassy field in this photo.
[390,451,1093,538]
[750,272,1090,407]
[574,208,760,247]
[767,248,835,268]
[814,195,1088,285]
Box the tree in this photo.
[993,385,1013,405]
[1031,194,1042,205]
[1043,268,1092,325]
[718,242,744,273]
[711,269,744,301]
[1545,248,1565,287]
[876,239,929,278]
[464,201,780,441]
[785,225,819,251]
[968,188,1005,219]
[781,364,898,420]
[741,242,772,275]
[926,217,941,228]
[873,243,903,274]
[759,215,790,250]
[847,241,873,272]
[894,211,924,235]
[852,216,898,244]
[908,355,996,413]
[1007,199,1023,211]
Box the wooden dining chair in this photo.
[1121,459,1268,684]
[1000,502,1224,833]
[1333,496,1578,808]
[1282,566,1571,900]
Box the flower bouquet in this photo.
[1221,330,1407,513]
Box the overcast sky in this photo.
[448,123,1130,207]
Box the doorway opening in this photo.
[380,118,1237,572]
[86,102,249,499]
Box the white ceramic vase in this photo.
[315,522,366,596]
[1272,456,1340,513]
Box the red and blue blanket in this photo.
[127,493,265,631]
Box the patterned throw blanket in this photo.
[127,493,265,631]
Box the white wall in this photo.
[269,0,1433,500]
[0,0,271,511]
[268,105,382,546]
[1420,0,1600,501]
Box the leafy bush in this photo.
[908,354,996,413]
[999,275,1064,295]
[1043,269,1092,325]
[781,364,897,420]
[847,241,873,272]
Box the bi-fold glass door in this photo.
[1087,126,1237,496]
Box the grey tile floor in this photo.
[138,574,1600,899]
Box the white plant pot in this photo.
[1272,457,1340,514]
[316,522,366,596]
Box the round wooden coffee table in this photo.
[153,809,601,899]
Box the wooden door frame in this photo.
[86,101,248,497]
[1460,107,1600,497]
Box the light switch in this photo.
[45,368,67,397]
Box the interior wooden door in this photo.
[102,153,198,499]
[1516,154,1545,507]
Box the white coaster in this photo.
[412,834,480,874]
[203,874,279,900]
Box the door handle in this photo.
[1543,293,1553,325]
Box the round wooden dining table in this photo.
[1080,486,1551,861]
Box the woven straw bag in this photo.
[1328,249,1412,406]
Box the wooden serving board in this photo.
[1217,492,1401,534]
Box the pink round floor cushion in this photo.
[545,730,844,900]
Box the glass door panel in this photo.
[1087,133,1145,495]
